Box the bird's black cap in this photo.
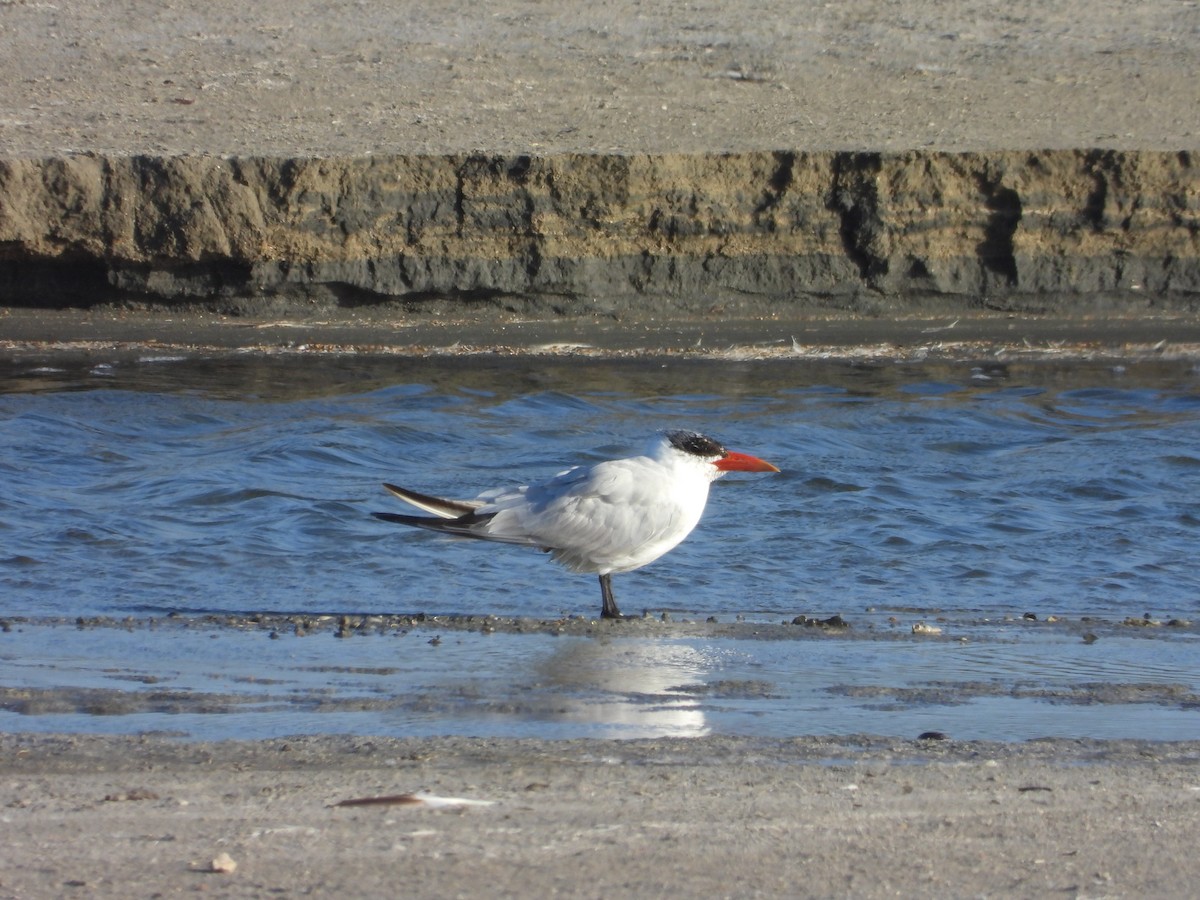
[666,430,726,459]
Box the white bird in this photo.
[372,430,779,619]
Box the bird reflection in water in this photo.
[531,638,721,738]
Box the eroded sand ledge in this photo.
[1,150,1198,314]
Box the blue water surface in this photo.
[1,352,1198,741]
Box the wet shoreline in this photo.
[4,612,1196,744]
[10,607,1198,641]
[5,306,1200,365]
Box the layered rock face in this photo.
[1,150,1196,314]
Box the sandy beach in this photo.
[2,0,1196,156]
[3,733,1199,898]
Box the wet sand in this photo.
[5,305,1200,365]
[5,612,1198,740]
[4,732,1199,898]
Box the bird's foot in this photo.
[600,608,643,621]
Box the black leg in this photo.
[599,573,624,619]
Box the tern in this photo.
[372,430,779,619]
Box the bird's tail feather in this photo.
[371,510,539,547]
[374,479,547,550]
[382,483,485,519]
[372,511,479,535]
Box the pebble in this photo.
[210,852,237,874]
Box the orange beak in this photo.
[713,451,780,473]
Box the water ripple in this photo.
[1,357,1198,629]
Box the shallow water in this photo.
[1,352,1199,741]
